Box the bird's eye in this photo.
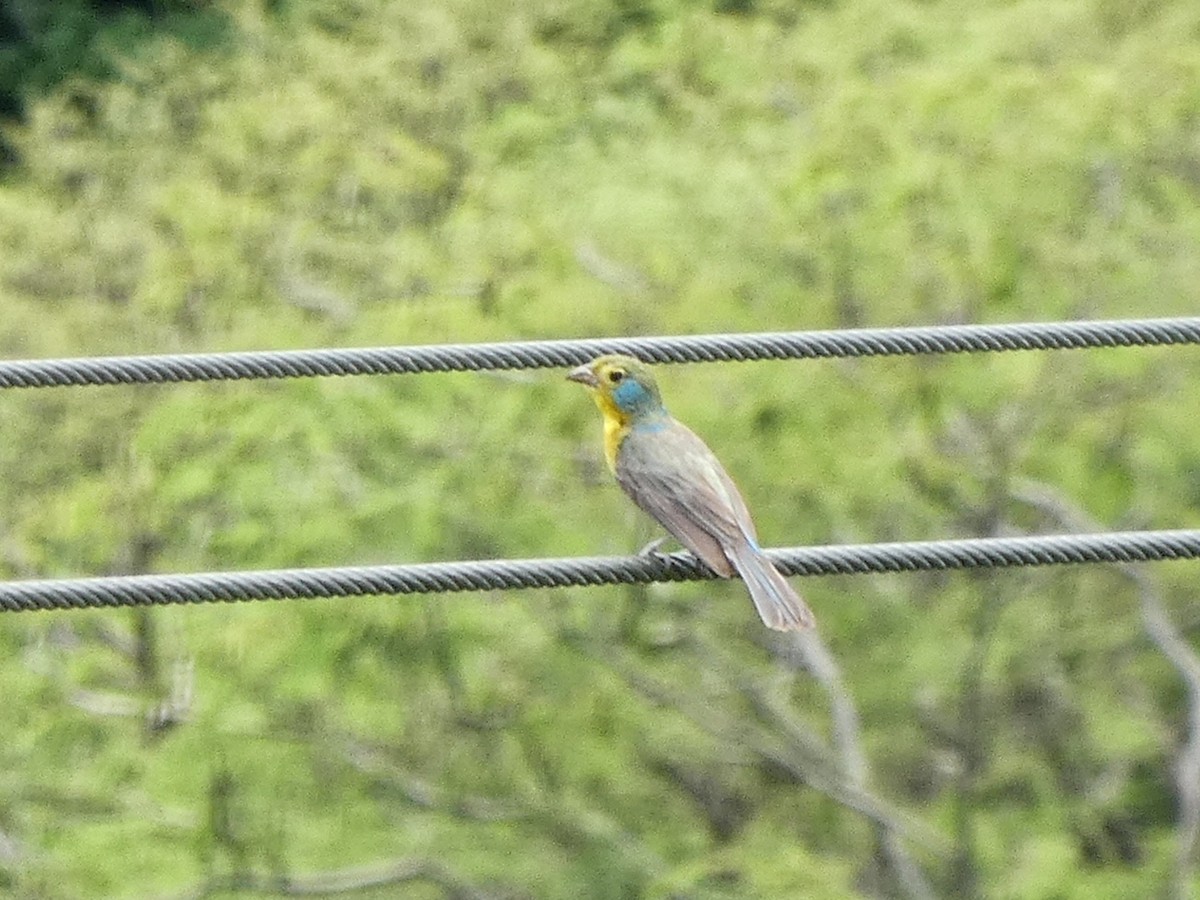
[608,369,625,383]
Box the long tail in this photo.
[727,540,815,631]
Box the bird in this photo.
[567,354,815,631]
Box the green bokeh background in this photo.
[1,1,1198,896]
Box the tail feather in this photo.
[728,542,815,631]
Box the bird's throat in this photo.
[602,411,627,472]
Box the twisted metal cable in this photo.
[1,317,1198,389]
[2,530,1198,612]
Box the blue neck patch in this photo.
[631,417,669,434]
[612,377,663,416]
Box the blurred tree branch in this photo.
[573,241,650,296]
[168,857,506,899]
[570,630,948,864]
[339,735,668,884]
[756,629,937,900]
[1013,478,1200,900]
[341,737,521,823]
[909,407,1025,899]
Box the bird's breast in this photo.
[609,415,673,470]
[602,416,627,472]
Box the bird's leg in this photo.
[638,535,671,557]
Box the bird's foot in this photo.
[638,536,670,557]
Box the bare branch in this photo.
[1013,479,1200,900]
[574,242,650,296]
[574,633,948,856]
[340,738,522,823]
[793,630,935,900]
[340,736,667,879]
[165,858,506,899]
[740,631,936,900]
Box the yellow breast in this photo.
[593,391,631,473]
[602,414,629,472]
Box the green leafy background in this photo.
[1,0,1198,897]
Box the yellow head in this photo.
[567,355,668,470]
[566,354,665,426]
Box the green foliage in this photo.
[1,0,1199,896]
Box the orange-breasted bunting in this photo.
[568,355,815,631]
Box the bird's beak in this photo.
[566,364,599,388]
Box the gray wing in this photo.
[614,419,758,577]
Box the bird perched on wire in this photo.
[568,354,814,631]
